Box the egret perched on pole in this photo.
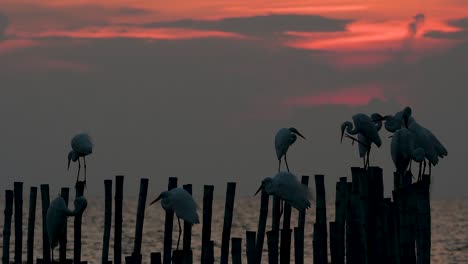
[391,125,426,178]
[275,127,306,172]
[341,113,383,169]
[383,106,447,178]
[67,133,93,187]
[150,188,200,250]
[47,195,88,262]
[255,171,312,212]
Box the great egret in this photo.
[383,107,447,178]
[68,133,93,187]
[47,195,88,262]
[341,113,383,169]
[150,188,199,250]
[255,171,312,211]
[275,127,306,172]
[391,127,425,177]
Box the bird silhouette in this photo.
[255,171,312,212]
[383,107,447,179]
[68,133,93,187]
[275,127,306,172]
[341,113,383,169]
[391,126,426,177]
[47,195,88,262]
[150,187,199,250]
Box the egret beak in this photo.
[295,131,306,140]
[150,194,162,205]
[340,128,345,143]
[254,184,264,196]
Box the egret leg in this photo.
[278,159,281,173]
[177,217,182,250]
[284,154,290,172]
[83,156,87,187]
[418,162,422,181]
[279,199,284,218]
[362,157,366,168]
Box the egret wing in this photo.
[170,188,200,224]
[275,128,291,160]
[274,172,311,210]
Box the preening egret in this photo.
[275,127,306,172]
[341,113,383,169]
[68,133,93,187]
[150,188,199,250]
[255,171,312,211]
[47,195,88,262]
[383,107,447,178]
[391,127,425,176]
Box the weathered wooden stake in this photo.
[2,190,14,264]
[279,229,292,264]
[266,231,278,264]
[102,180,113,264]
[14,182,23,264]
[163,177,178,264]
[132,178,149,264]
[294,227,304,264]
[334,177,347,264]
[329,222,337,264]
[313,174,327,264]
[415,174,431,264]
[231,237,242,264]
[245,231,256,264]
[182,184,193,254]
[59,187,70,263]
[298,175,309,231]
[27,187,37,264]
[40,184,51,263]
[255,190,269,264]
[74,181,85,264]
[220,182,236,264]
[114,176,124,264]
[201,185,214,264]
[150,252,161,264]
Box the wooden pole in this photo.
[2,190,14,264]
[132,178,149,264]
[163,177,178,264]
[220,182,237,264]
[334,177,347,264]
[329,222,337,264]
[59,187,70,263]
[27,187,37,264]
[205,241,215,264]
[345,182,356,264]
[231,237,242,264]
[356,167,369,264]
[279,229,292,264]
[201,185,214,264]
[40,184,51,263]
[182,184,193,253]
[74,181,85,264]
[255,190,269,264]
[102,180,113,264]
[294,227,304,264]
[368,167,384,263]
[272,196,281,231]
[14,182,23,264]
[150,253,162,264]
[415,174,431,264]
[313,174,327,264]
[245,231,256,264]
[266,231,278,264]
[114,176,124,264]
[298,176,309,231]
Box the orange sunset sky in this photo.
[0,0,467,198]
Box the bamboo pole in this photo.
[163,177,177,264]
[40,184,51,263]
[255,190,269,264]
[59,187,70,263]
[245,231,256,264]
[14,182,23,264]
[2,190,14,264]
[334,177,347,264]
[131,178,149,264]
[102,180,112,264]
[27,187,37,264]
[201,185,214,264]
[74,181,85,264]
[114,176,124,264]
[231,237,242,264]
[313,174,327,264]
[220,182,236,264]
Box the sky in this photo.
[0,0,467,200]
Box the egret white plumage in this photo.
[150,187,199,250]
[255,171,312,211]
[275,127,306,172]
[47,195,88,262]
[341,113,383,169]
[383,107,447,179]
[391,127,425,176]
[68,133,93,187]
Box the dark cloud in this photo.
[142,14,351,35]
[0,12,9,40]
[115,7,154,15]
[408,13,425,36]
[425,17,468,40]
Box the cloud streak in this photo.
[0,12,9,40]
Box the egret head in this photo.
[67,151,78,170]
[150,191,169,206]
[288,127,306,140]
[340,121,352,143]
[255,177,274,196]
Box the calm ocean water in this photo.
[0,197,466,263]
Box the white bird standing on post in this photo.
[150,188,200,250]
[383,107,447,179]
[391,125,426,177]
[47,195,88,262]
[255,171,312,211]
[275,127,306,172]
[341,113,383,169]
[68,133,93,187]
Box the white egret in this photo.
[275,127,306,172]
[383,107,447,178]
[391,127,425,177]
[341,113,383,169]
[150,188,199,250]
[68,133,93,186]
[47,195,88,262]
[255,171,312,211]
